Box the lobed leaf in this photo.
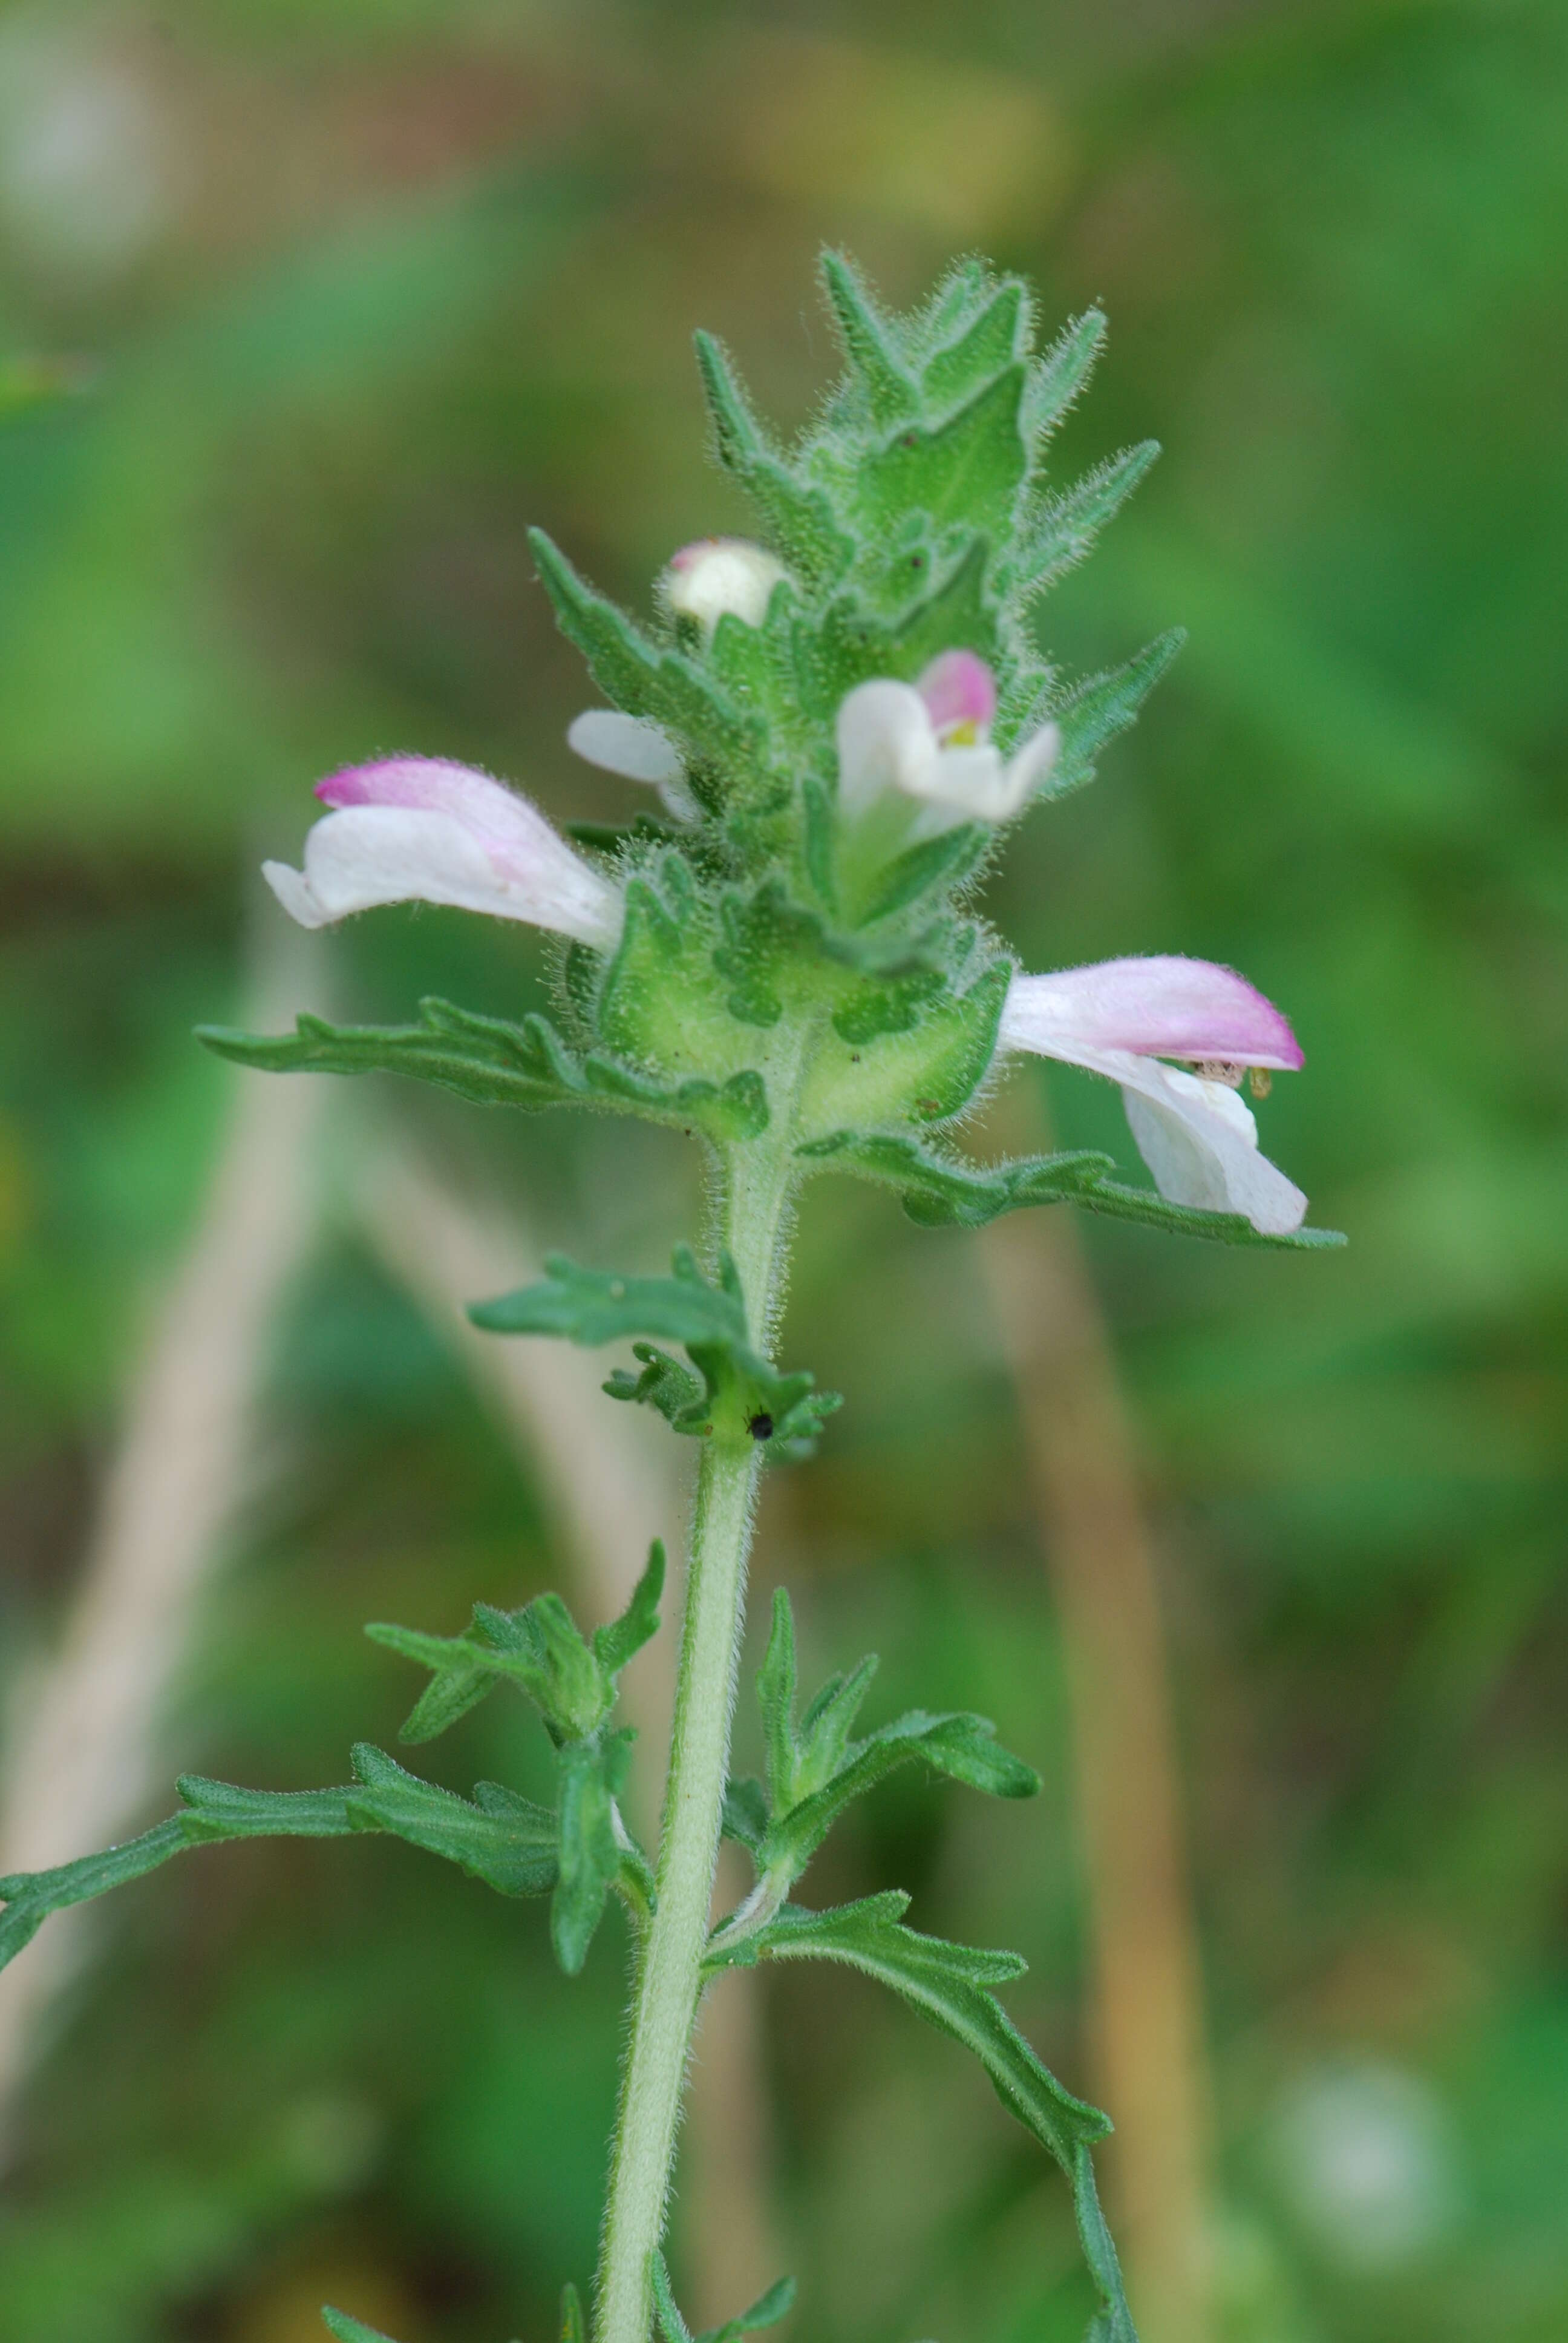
[796,1129,1112,1227]
[471,1248,839,1457]
[197,999,586,1112]
[743,1591,1037,1885]
[694,332,853,586]
[198,998,768,1143]
[856,364,1029,546]
[724,1894,1137,2341]
[922,280,1028,412]
[765,1710,1038,1878]
[0,1754,560,1982]
[799,1129,1345,1251]
[652,2250,797,2343]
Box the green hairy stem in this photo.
[596,1133,794,2343]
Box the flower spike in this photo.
[1001,956,1308,1234]
[263,757,621,946]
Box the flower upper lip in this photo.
[262,756,621,946]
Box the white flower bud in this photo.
[663,537,786,634]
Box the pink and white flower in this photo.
[837,650,1059,839]
[262,758,621,946]
[999,955,1308,1234]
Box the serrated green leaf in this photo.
[730,1894,1137,2343]
[470,1249,839,1458]
[1,1757,560,1982]
[821,251,919,426]
[1044,631,1186,799]
[472,1245,745,1351]
[694,333,853,586]
[797,1127,1343,1251]
[368,1589,610,1746]
[604,1342,705,1426]
[593,1540,666,1677]
[1078,1179,1347,1251]
[795,1130,1113,1227]
[763,1710,1038,1878]
[795,1657,878,1797]
[197,999,588,1111]
[1011,441,1160,601]
[322,2309,402,2343]
[345,1744,557,1896]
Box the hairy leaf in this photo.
[1023,307,1106,442]
[471,1248,839,1457]
[723,1894,1137,2342]
[798,1129,1344,1250]
[1044,632,1186,800]
[197,999,586,1111]
[0,1754,558,1980]
[796,1129,1113,1225]
[554,1731,633,1973]
[322,2311,402,2342]
[560,2284,587,2343]
[1012,441,1161,601]
[652,2250,797,2343]
[820,250,919,427]
[198,998,767,1142]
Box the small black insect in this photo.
[748,1412,774,1441]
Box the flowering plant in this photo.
[0,253,1339,2343]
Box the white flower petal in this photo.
[1119,1061,1306,1234]
[1002,718,1061,807]
[835,679,941,817]
[261,858,333,929]
[567,710,683,785]
[267,806,620,947]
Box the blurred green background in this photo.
[1,2,1565,2341]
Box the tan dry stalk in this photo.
[981,1202,1214,2343]
[0,1009,324,2146]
